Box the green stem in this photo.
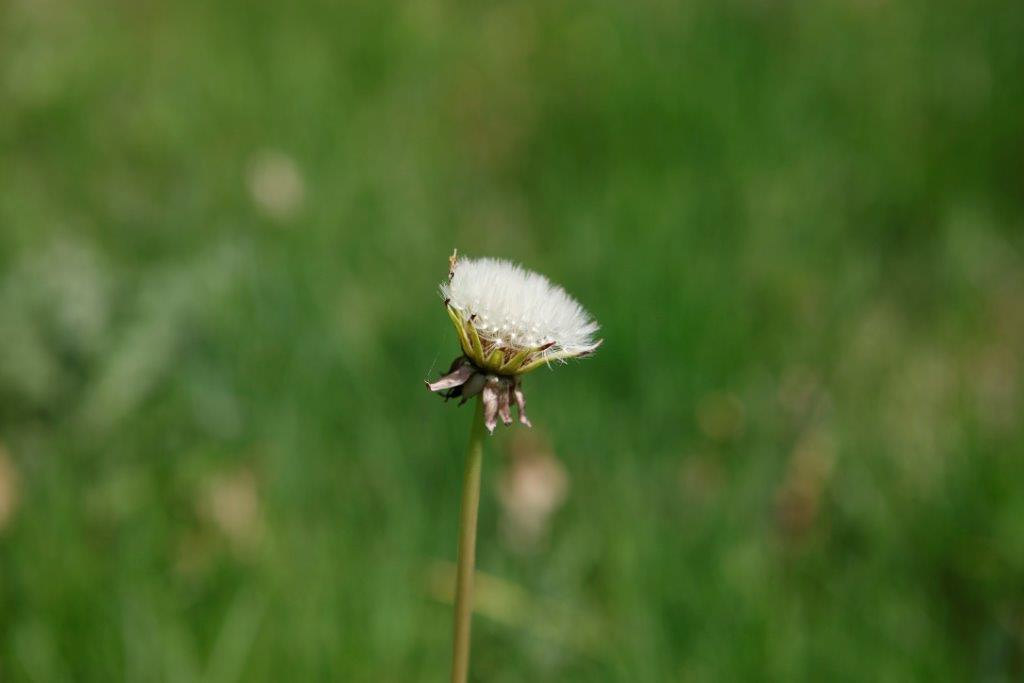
[451,397,486,683]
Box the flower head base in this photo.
[426,252,601,433]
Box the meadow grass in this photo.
[0,0,1022,680]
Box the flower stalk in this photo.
[451,397,486,683]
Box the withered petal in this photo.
[428,354,540,434]
[513,383,532,427]
[497,383,513,426]
[425,362,475,393]
[481,379,501,434]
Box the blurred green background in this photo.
[1,0,1023,680]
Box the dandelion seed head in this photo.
[441,257,600,359]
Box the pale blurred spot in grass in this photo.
[0,442,20,533]
[200,467,265,556]
[775,426,838,544]
[246,150,305,222]
[499,430,569,555]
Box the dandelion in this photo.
[426,250,601,683]
[427,251,601,432]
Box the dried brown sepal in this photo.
[497,384,513,426]
[426,355,535,435]
[425,357,474,393]
[512,383,531,427]
[481,377,501,434]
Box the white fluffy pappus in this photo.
[441,257,600,358]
